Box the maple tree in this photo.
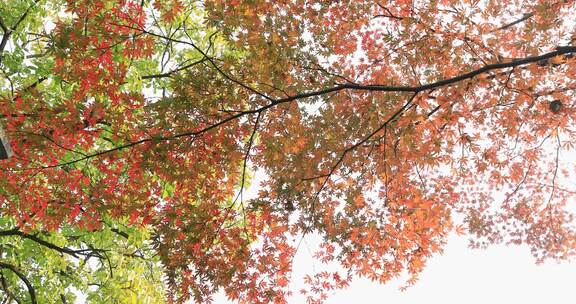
[1,0,576,303]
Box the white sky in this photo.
[210,154,576,304]
[213,233,576,304]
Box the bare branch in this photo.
[0,228,103,259]
[116,24,274,101]
[141,57,208,79]
[495,13,534,32]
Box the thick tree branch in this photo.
[0,262,36,304]
[0,30,12,60]
[0,18,8,34]
[0,272,22,304]
[0,228,104,259]
[16,46,576,171]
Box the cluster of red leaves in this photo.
[0,0,158,231]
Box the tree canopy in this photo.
[1,0,576,303]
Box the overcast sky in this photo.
[213,233,576,304]
[210,156,576,304]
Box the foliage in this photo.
[1,0,576,303]
[0,215,165,303]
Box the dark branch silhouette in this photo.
[12,46,576,171]
[0,262,37,304]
